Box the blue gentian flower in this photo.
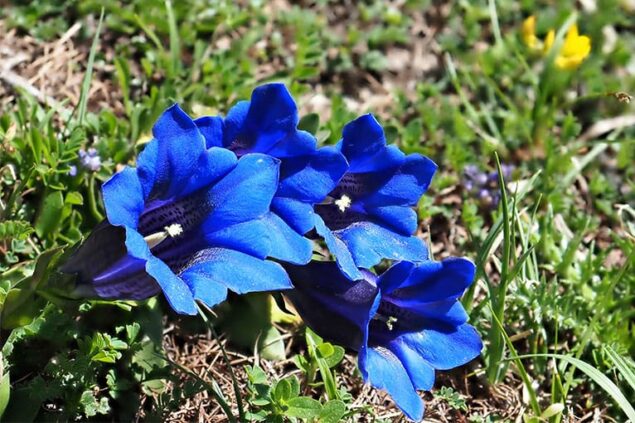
[194,84,348,265]
[285,259,482,421]
[62,104,292,315]
[313,114,437,280]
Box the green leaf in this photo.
[0,370,10,419]
[2,248,62,329]
[293,354,309,373]
[540,403,564,419]
[319,400,347,423]
[258,325,286,361]
[298,113,320,135]
[141,379,166,395]
[305,329,340,400]
[287,376,300,399]
[324,346,345,368]
[246,364,268,385]
[65,191,84,206]
[35,191,64,238]
[80,390,110,417]
[0,220,33,241]
[245,411,268,422]
[317,342,334,359]
[285,397,322,419]
[132,341,167,372]
[273,378,292,403]
[22,247,64,291]
[0,386,41,422]
[125,322,141,343]
[1,289,43,329]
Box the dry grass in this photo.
[155,319,529,423]
[0,19,122,114]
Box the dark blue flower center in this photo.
[137,191,216,273]
[138,191,212,237]
[227,137,252,157]
[369,299,425,342]
[314,172,384,230]
[314,202,366,230]
[329,172,383,199]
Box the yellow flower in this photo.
[544,24,591,70]
[521,16,540,50]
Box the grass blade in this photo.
[165,0,181,78]
[77,8,104,126]
[490,305,541,416]
[604,346,635,394]
[513,353,635,422]
[486,153,514,383]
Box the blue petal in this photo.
[124,228,197,315]
[314,215,364,281]
[411,300,469,326]
[336,222,428,270]
[388,258,476,303]
[260,212,313,264]
[61,222,160,301]
[339,115,404,173]
[90,252,155,300]
[135,139,159,199]
[359,346,425,422]
[205,218,274,259]
[284,261,380,350]
[177,272,229,308]
[243,83,297,133]
[398,324,483,370]
[194,116,224,148]
[90,267,160,300]
[102,167,145,228]
[375,261,416,294]
[363,154,437,208]
[180,248,292,297]
[222,100,249,147]
[366,205,418,235]
[340,114,386,164]
[203,153,279,232]
[223,84,313,157]
[271,197,315,234]
[285,260,376,295]
[144,104,207,199]
[265,130,317,158]
[277,146,348,203]
[387,339,436,391]
[145,256,198,315]
[184,147,237,197]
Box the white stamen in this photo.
[334,194,352,213]
[165,223,183,238]
[385,316,398,331]
[373,314,398,331]
[144,224,184,249]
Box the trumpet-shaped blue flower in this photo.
[194,84,348,265]
[285,258,482,421]
[62,104,292,315]
[313,114,437,280]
